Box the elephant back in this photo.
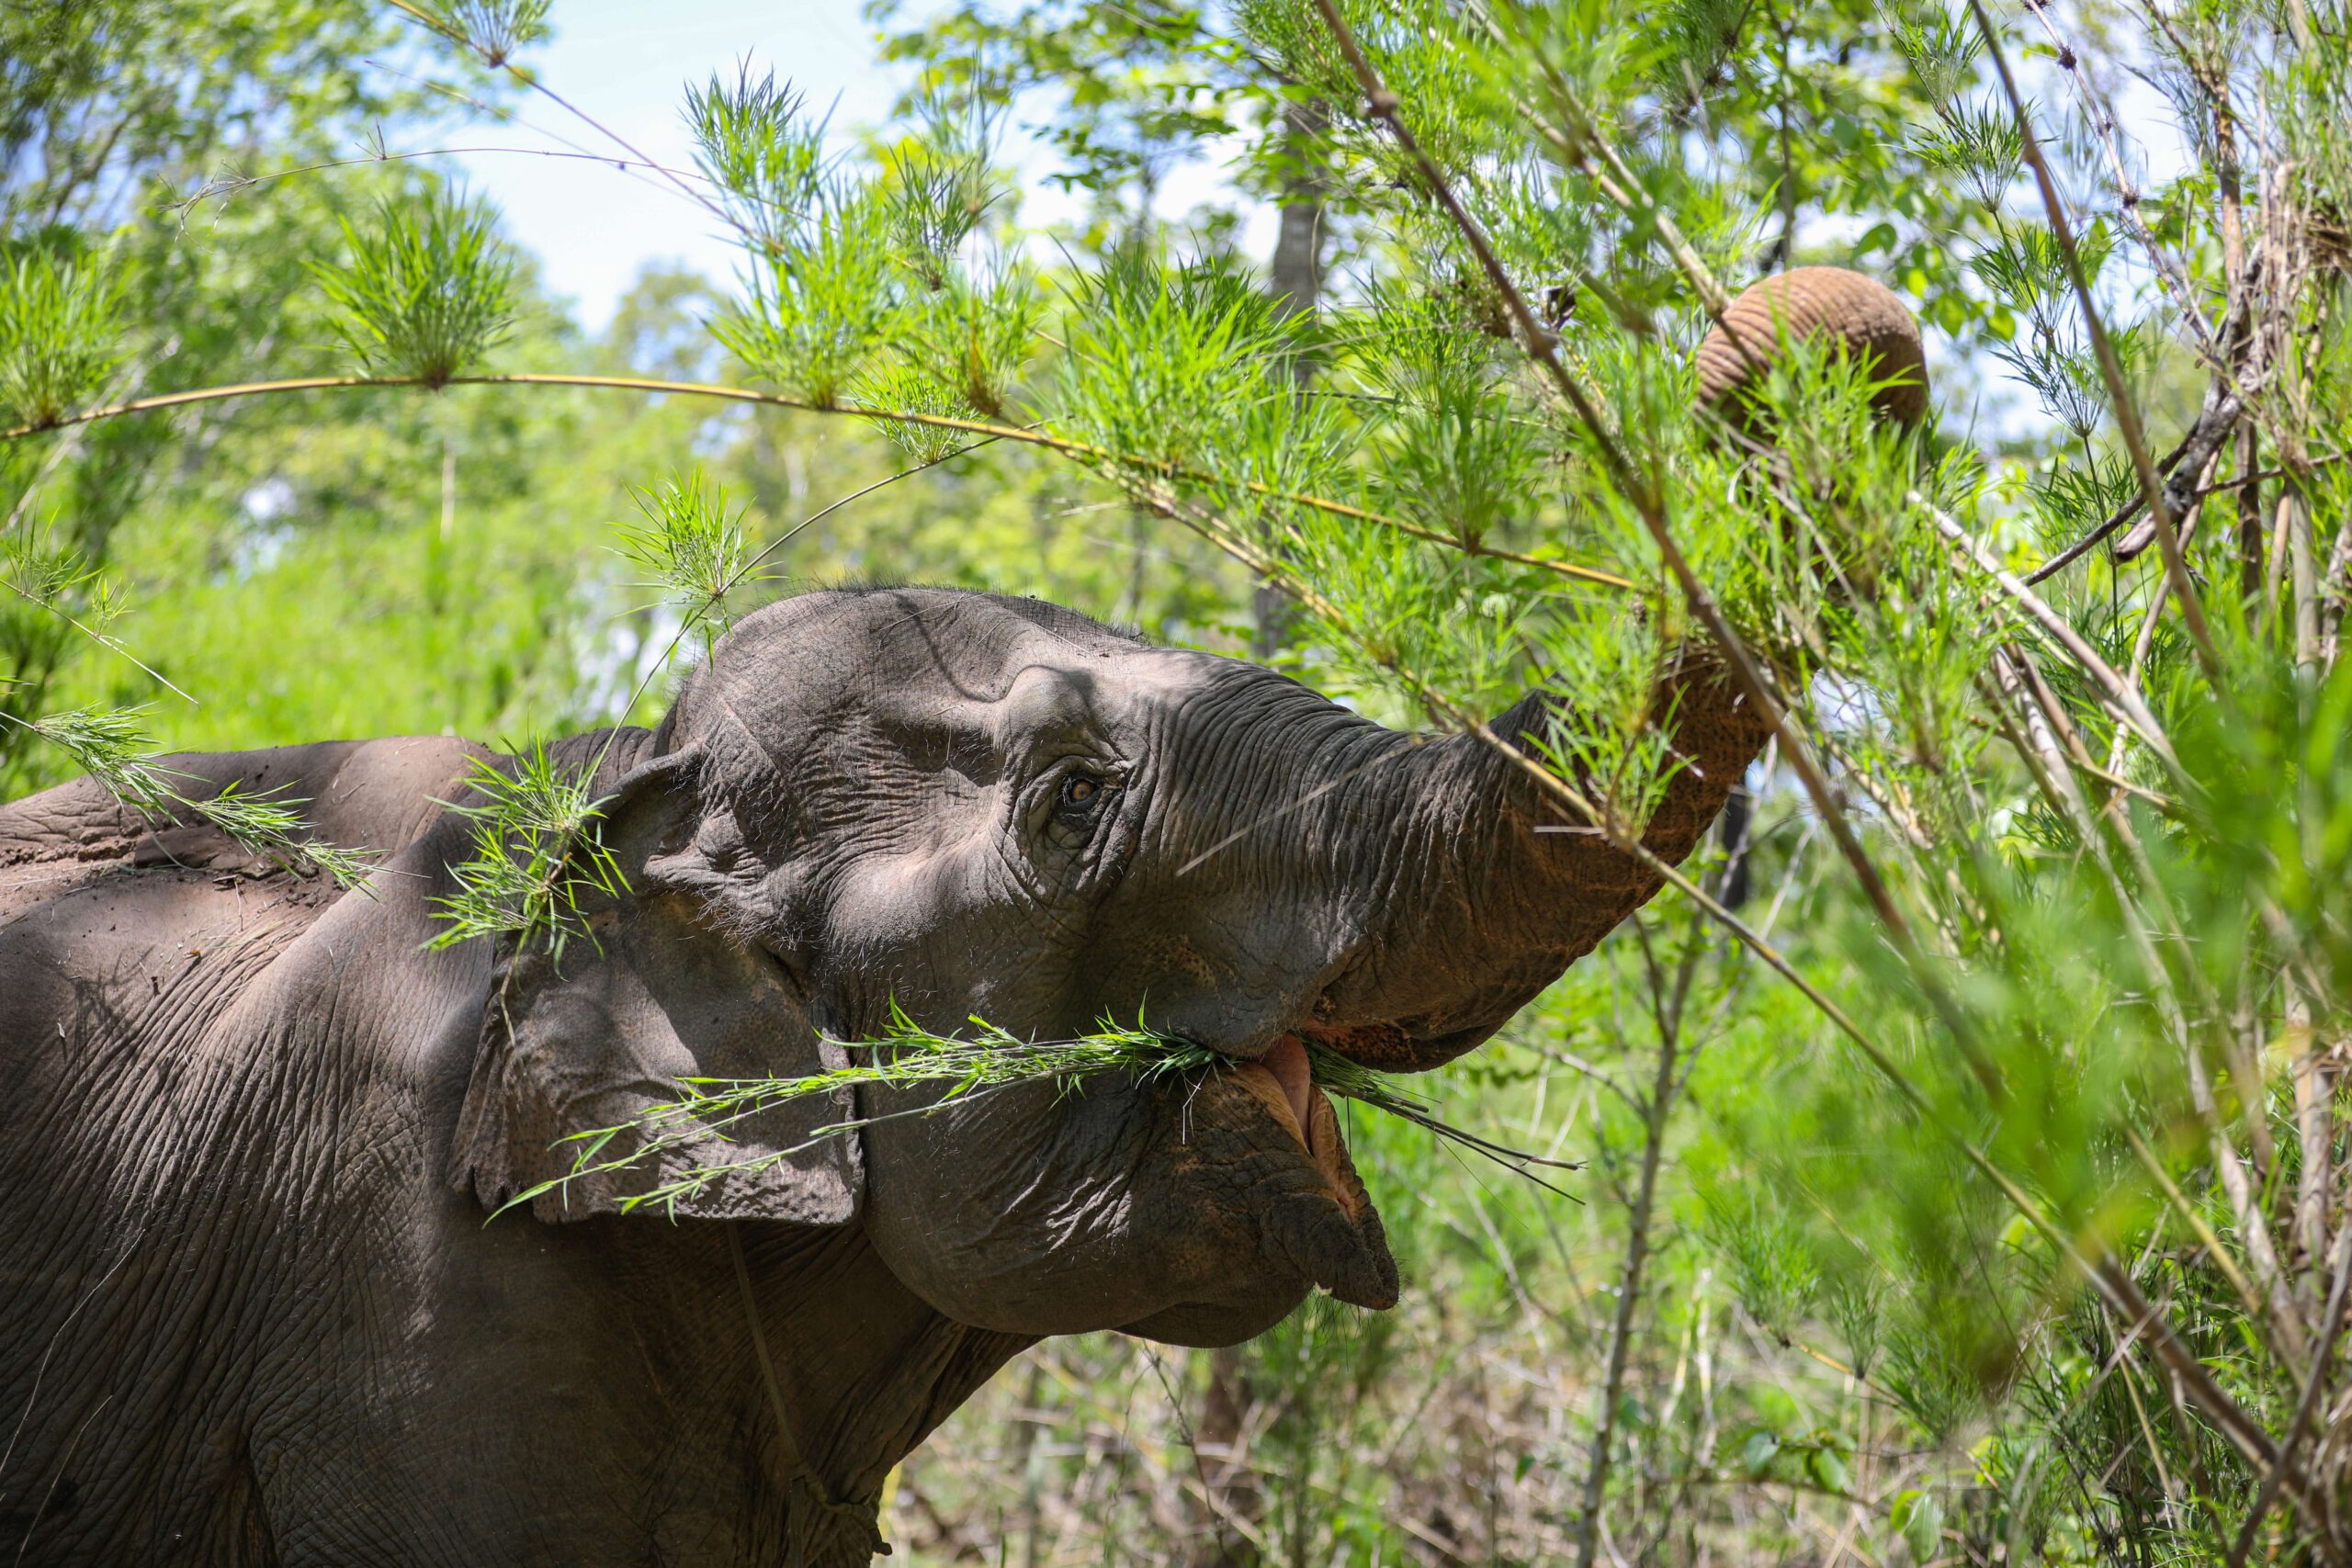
[0,736,490,926]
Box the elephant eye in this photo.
[1060,773,1103,808]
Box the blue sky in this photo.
[448,0,1268,330]
[448,0,919,327]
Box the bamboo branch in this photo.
[0,369,1636,591]
[1917,492,2179,767]
[1303,0,2007,1100]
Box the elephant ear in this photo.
[447,747,863,1224]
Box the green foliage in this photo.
[871,0,1252,222]
[427,0,548,67]
[17,702,159,805]
[536,1010,1231,1218]
[520,985,1579,1220]
[614,471,760,643]
[427,742,625,962]
[853,359,987,464]
[714,189,905,408]
[684,65,832,258]
[0,246,126,430]
[311,188,518,387]
[1353,287,1549,551]
[1053,252,1318,477]
[904,256,1038,417]
[874,92,1005,286]
[1,0,488,784]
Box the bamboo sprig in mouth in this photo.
[504,1004,1579,1218]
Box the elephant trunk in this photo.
[1306,653,1772,1072]
[1305,265,1927,1074]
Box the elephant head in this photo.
[446,266,1928,1349]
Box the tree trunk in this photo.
[1250,99,1328,662]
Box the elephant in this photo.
[0,266,1924,1566]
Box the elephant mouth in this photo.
[1228,1035,1348,1208]
[1223,1033,1398,1310]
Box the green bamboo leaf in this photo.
[311,188,517,388]
[0,247,126,429]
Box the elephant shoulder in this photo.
[0,737,489,1066]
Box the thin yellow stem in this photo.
[0,370,1638,591]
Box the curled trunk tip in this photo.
[1695,265,1929,429]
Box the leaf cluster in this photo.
[311,188,517,388]
[0,245,126,430]
[427,743,625,962]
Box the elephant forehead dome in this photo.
[662,587,1146,758]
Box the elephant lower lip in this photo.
[1217,1040,1394,1305]
[1261,1034,1315,1136]
[1230,1043,1317,1156]
[1229,1043,1363,1220]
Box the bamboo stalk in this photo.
[0,369,1638,591]
[2288,971,2335,1300]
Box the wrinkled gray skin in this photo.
[0,588,1768,1566]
